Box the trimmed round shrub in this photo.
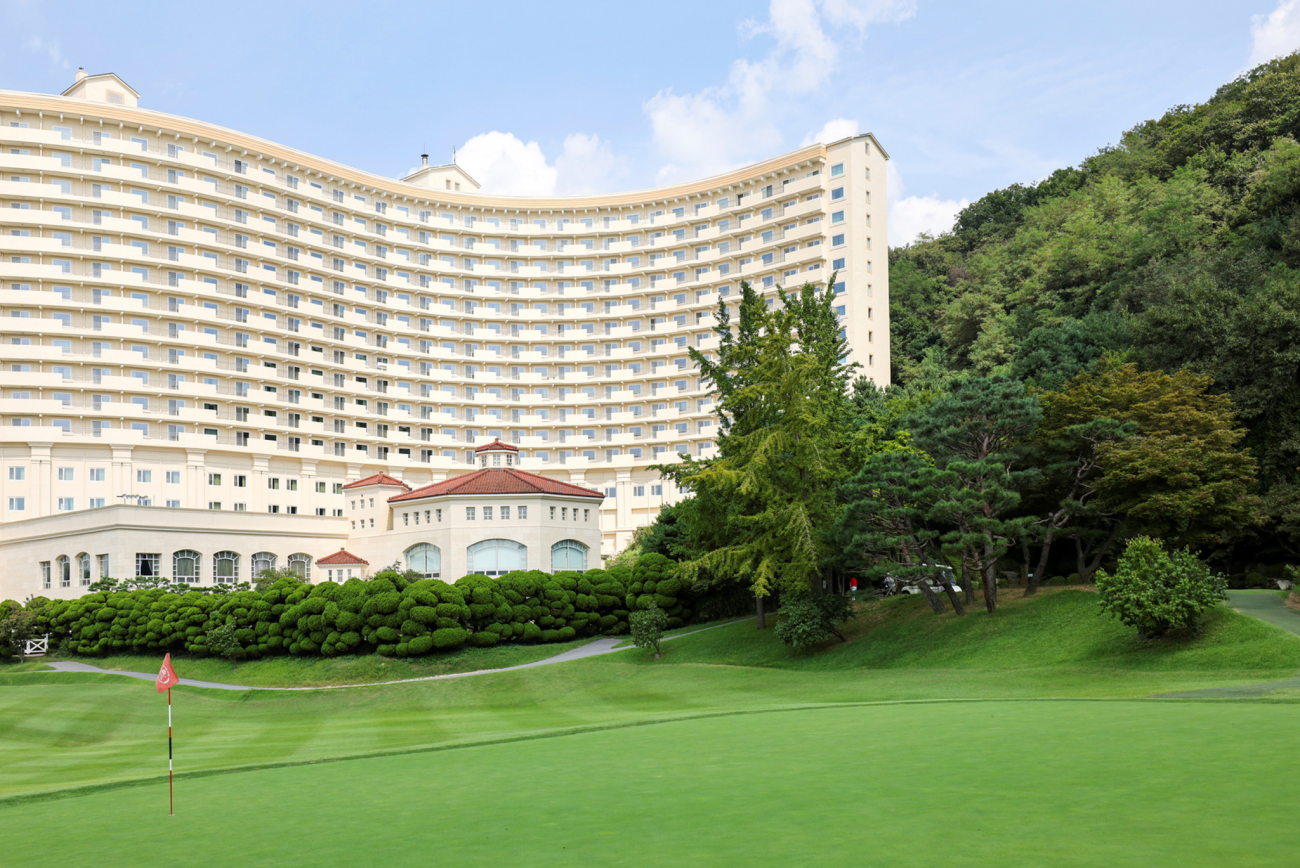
[431,627,468,648]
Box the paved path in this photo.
[1156,591,1300,699]
[40,616,754,692]
[1225,590,1300,637]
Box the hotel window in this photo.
[830,163,844,177]
[466,507,476,521]
[213,551,239,582]
[58,556,71,588]
[41,561,51,590]
[136,552,161,578]
[58,498,75,511]
[137,470,152,483]
[500,505,510,520]
[58,467,75,481]
[832,234,845,247]
[483,506,493,520]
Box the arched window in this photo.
[467,539,527,577]
[287,553,312,582]
[405,543,441,578]
[57,555,71,588]
[173,550,200,583]
[213,551,239,583]
[551,539,589,572]
[251,552,276,577]
[77,553,91,586]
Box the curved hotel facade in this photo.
[0,71,888,600]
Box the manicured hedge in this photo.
[626,553,690,629]
[17,556,688,660]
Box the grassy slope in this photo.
[3,589,1297,805]
[622,589,1300,673]
[2,701,1297,867]
[31,637,592,687]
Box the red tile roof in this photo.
[388,468,605,502]
[342,473,411,491]
[317,548,369,566]
[474,438,519,453]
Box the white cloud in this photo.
[889,195,969,248]
[456,132,557,196]
[24,36,69,69]
[553,133,627,195]
[1250,0,1300,67]
[454,131,626,196]
[802,118,860,146]
[646,0,914,184]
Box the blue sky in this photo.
[5,0,1299,245]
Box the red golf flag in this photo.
[156,653,179,693]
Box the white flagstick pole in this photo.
[168,688,173,816]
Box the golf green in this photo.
[1,700,1294,867]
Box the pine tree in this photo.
[836,449,966,615]
[907,376,1042,612]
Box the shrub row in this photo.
[12,561,683,659]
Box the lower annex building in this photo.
[0,70,889,601]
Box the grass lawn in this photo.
[1,701,1296,866]
[3,588,1299,865]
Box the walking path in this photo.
[1157,591,1300,699]
[41,616,754,692]
[1224,590,1300,637]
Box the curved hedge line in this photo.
[13,564,666,659]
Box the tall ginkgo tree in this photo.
[658,279,860,623]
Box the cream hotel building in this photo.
[0,71,889,600]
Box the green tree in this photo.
[0,604,38,662]
[629,604,668,657]
[774,591,856,650]
[835,449,964,615]
[1096,536,1227,637]
[1041,363,1261,578]
[662,280,859,617]
[907,376,1042,612]
[204,619,244,662]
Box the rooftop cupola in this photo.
[475,439,519,468]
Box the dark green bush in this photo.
[1096,536,1228,637]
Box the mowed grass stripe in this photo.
[2,701,1295,868]
[4,591,1299,803]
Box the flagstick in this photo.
[168,687,173,816]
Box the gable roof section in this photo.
[342,473,410,491]
[61,71,141,99]
[389,468,604,503]
[475,438,518,453]
[317,549,369,566]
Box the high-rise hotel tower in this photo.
[0,71,887,598]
